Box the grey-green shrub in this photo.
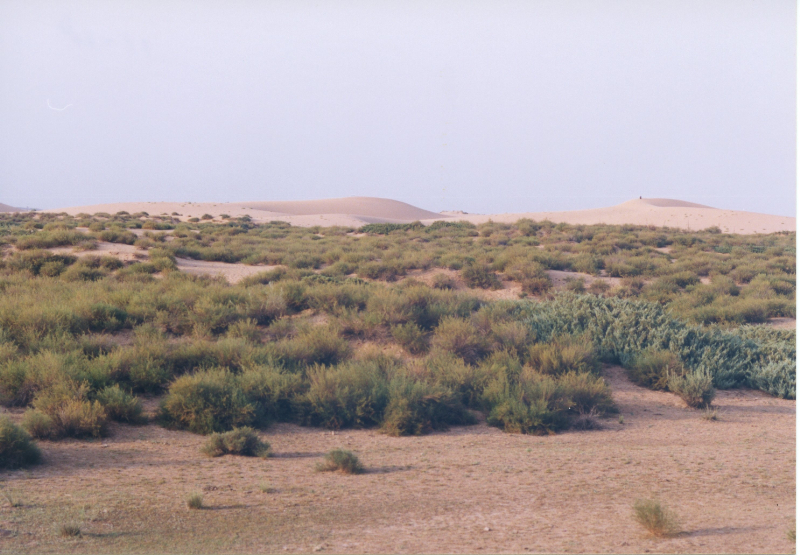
[95,385,144,423]
[315,448,364,474]
[381,377,475,436]
[158,369,255,434]
[201,426,270,458]
[0,416,41,468]
[668,371,715,408]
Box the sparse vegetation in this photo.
[633,498,681,537]
[59,524,82,538]
[186,492,204,509]
[201,426,270,458]
[315,448,364,474]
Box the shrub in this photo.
[392,322,428,355]
[300,362,389,430]
[158,369,255,434]
[461,264,502,290]
[279,326,351,368]
[558,371,617,416]
[633,499,680,537]
[30,383,108,439]
[59,524,82,537]
[432,273,456,290]
[668,372,715,408]
[521,277,552,296]
[201,427,270,458]
[95,385,145,423]
[0,417,41,469]
[431,317,486,364]
[21,410,55,439]
[587,280,610,295]
[381,377,475,436]
[187,492,204,509]
[526,335,599,376]
[624,349,685,391]
[315,448,364,474]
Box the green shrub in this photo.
[201,426,270,458]
[0,417,41,469]
[633,499,680,537]
[392,322,428,355]
[624,349,685,391]
[432,273,456,290]
[278,326,351,368]
[315,448,364,474]
[29,383,108,439]
[21,410,55,439]
[381,377,475,436]
[300,362,389,430]
[461,264,502,290]
[668,372,715,408]
[95,385,145,423]
[158,369,255,434]
[521,277,552,295]
[526,335,599,376]
[431,317,487,364]
[186,492,204,509]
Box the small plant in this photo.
[201,427,270,458]
[633,498,680,538]
[186,492,204,510]
[787,522,796,543]
[315,448,364,474]
[258,482,276,493]
[668,372,715,409]
[59,524,82,538]
[1,488,23,507]
[391,322,428,355]
[95,385,145,424]
[461,264,502,290]
[432,273,456,290]
[0,416,42,468]
[701,407,718,421]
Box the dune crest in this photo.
[0,202,21,212]
[44,196,794,234]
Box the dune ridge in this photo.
[0,202,21,212]
[44,197,795,234]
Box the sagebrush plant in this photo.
[668,372,715,409]
[315,448,364,474]
[59,524,82,538]
[0,417,41,469]
[201,427,270,458]
[186,492,204,510]
[633,499,681,538]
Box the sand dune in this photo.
[0,202,21,212]
[46,197,794,234]
[443,198,795,235]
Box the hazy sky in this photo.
[0,1,796,215]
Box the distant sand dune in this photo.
[0,203,21,212]
[45,197,794,235]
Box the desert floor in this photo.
[0,366,794,554]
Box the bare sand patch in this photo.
[174,259,278,284]
[1,367,792,554]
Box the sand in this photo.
[0,365,793,554]
[0,202,21,212]
[43,197,795,235]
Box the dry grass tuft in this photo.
[59,524,82,538]
[315,448,364,474]
[633,499,681,538]
[186,492,204,510]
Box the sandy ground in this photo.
[0,366,793,554]
[37,197,795,235]
[173,259,278,284]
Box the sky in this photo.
[0,0,796,216]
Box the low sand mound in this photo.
[240,197,441,220]
[442,197,795,235]
[622,198,714,209]
[46,197,441,226]
[0,202,21,212]
[46,196,794,234]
